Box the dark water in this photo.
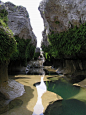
[3,64,86,115]
[45,77,86,115]
[44,99,86,115]
[46,79,80,100]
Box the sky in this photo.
[2,0,44,47]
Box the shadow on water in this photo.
[46,78,80,100]
[69,75,86,84]
[44,99,86,115]
[0,85,34,115]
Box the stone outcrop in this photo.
[0,79,25,100]
[35,47,40,53]
[1,1,37,46]
[26,59,44,68]
[39,0,86,46]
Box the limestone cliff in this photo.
[39,0,86,46]
[39,0,86,78]
[2,2,37,46]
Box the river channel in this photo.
[1,58,86,115]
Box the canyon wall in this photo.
[39,0,86,46]
[4,2,37,46]
[39,0,86,78]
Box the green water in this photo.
[46,78,86,115]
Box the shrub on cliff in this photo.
[0,9,17,62]
[0,28,17,62]
[45,23,86,59]
[0,9,8,26]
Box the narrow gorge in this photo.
[0,0,86,115]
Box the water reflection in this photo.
[32,75,47,115]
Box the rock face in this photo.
[39,1,49,46]
[39,0,86,46]
[4,2,37,46]
[39,0,86,78]
[35,47,40,53]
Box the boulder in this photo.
[0,79,25,100]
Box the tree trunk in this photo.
[0,61,8,85]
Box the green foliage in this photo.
[42,23,86,59]
[0,9,8,25]
[25,43,35,61]
[0,9,8,17]
[26,13,29,18]
[34,52,40,60]
[42,44,53,61]
[10,35,35,66]
[43,11,45,14]
[0,28,17,62]
[0,9,35,66]
[0,8,17,62]
[0,19,6,27]
[55,21,60,24]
